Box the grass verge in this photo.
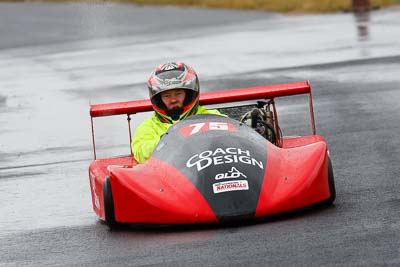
[116,0,400,13]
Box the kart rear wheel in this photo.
[103,176,117,229]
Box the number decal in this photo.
[209,122,229,131]
[180,122,236,137]
[189,122,206,135]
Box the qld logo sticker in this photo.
[213,180,249,194]
[215,167,247,180]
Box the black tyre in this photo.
[103,176,117,228]
[321,156,336,205]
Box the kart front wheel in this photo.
[315,157,336,207]
[103,176,117,229]
[321,156,336,205]
[327,156,336,203]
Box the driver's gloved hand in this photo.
[249,108,267,138]
[254,121,267,137]
[240,102,279,145]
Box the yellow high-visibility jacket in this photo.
[131,106,223,163]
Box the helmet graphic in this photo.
[148,62,200,122]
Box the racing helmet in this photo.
[148,62,200,122]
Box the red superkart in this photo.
[88,81,335,228]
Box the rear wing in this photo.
[90,81,312,117]
[90,81,316,159]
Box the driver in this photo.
[131,62,224,163]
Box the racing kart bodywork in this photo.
[88,81,335,227]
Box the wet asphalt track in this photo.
[1,2,400,266]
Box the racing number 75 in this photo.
[189,122,227,135]
[180,122,236,137]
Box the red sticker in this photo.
[179,122,237,137]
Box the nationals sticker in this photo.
[213,180,249,194]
